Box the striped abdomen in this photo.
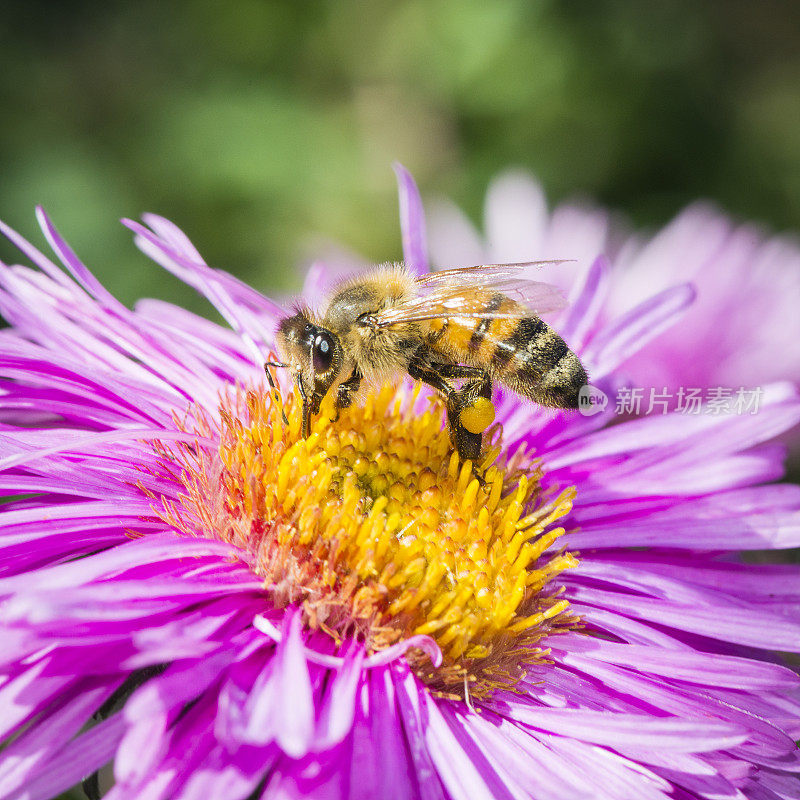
[425,293,587,409]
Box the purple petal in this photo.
[480,708,679,800]
[345,667,424,800]
[36,207,128,314]
[556,632,800,691]
[0,681,118,796]
[124,218,281,359]
[254,616,442,670]
[500,706,747,752]
[118,649,244,786]
[559,254,610,347]
[393,163,429,275]
[0,219,73,288]
[426,198,487,268]
[568,586,800,650]
[272,610,315,757]
[418,699,520,800]
[584,283,696,378]
[0,660,82,743]
[313,645,364,749]
[484,171,548,265]
[392,665,446,800]
[16,713,124,800]
[242,610,315,758]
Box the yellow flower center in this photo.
[162,382,578,698]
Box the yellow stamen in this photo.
[160,383,579,699]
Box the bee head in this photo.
[276,310,344,420]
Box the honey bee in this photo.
[269,262,588,461]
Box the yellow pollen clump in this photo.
[460,396,496,434]
[165,383,579,698]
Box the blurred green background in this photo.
[1,0,800,318]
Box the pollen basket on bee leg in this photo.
[459,397,496,435]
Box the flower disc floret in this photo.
[161,382,578,697]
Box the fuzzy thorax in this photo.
[159,383,579,698]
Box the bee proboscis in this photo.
[270,262,588,461]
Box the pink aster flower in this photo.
[426,169,800,401]
[1,168,800,800]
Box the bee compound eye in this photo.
[312,332,335,373]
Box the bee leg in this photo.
[334,368,362,421]
[450,377,493,465]
[408,356,483,461]
[436,363,494,437]
[264,363,289,425]
[436,364,493,408]
[294,370,314,438]
[430,364,496,466]
[435,363,487,381]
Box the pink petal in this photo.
[393,163,429,275]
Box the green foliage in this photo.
[0,1,798,310]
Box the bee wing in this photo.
[415,260,567,288]
[373,262,569,328]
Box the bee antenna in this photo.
[264,361,290,426]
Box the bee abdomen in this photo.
[468,293,506,352]
[426,297,587,410]
[488,316,587,409]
